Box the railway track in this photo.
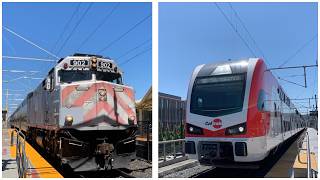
[25,136,137,178]
[191,130,304,178]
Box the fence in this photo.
[136,120,152,162]
[11,129,29,178]
[158,139,186,167]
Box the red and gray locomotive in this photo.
[9,53,137,172]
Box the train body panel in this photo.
[185,58,305,166]
[8,53,137,171]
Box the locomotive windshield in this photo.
[59,70,92,83]
[96,71,122,84]
[59,70,122,84]
[190,73,246,117]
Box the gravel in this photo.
[163,164,213,178]
[127,159,152,178]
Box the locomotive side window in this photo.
[257,90,266,111]
[59,70,92,83]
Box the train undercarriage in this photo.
[26,126,137,172]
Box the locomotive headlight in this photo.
[187,123,203,135]
[91,58,97,69]
[225,122,246,135]
[65,115,74,126]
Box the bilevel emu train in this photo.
[9,53,137,172]
[185,58,306,168]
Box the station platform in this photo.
[2,128,63,178]
[265,128,318,178]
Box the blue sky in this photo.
[159,2,318,114]
[2,2,152,113]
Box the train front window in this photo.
[190,74,246,117]
[96,71,123,84]
[59,70,92,83]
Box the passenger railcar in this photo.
[9,53,137,172]
[185,58,305,167]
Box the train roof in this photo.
[196,58,258,77]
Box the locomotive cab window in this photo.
[59,70,92,83]
[96,71,123,84]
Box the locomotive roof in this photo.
[196,58,256,77]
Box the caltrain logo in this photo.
[213,118,222,129]
[205,118,222,129]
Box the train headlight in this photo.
[65,115,74,126]
[225,122,246,135]
[91,57,97,69]
[63,63,68,69]
[186,123,203,135]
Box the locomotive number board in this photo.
[70,60,89,66]
[98,61,113,69]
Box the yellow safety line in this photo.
[8,129,63,178]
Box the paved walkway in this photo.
[2,128,18,178]
[2,129,63,178]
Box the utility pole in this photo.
[315,94,317,111]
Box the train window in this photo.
[59,70,92,83]
[96,71,122,84]
[190,73,246,117]
[257,90,266,111]
[274,103,277,117]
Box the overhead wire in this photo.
[55,3,94,56]
[228,3,267,62]
[116,38,151,60]
[214,3,257,58]
[97,13,151,54]
[76,3,120,51]
[278,34,317,68]
[51,3,81,54]
[3,56,56,62]
[3,26,60,59]
[119,46,151,66]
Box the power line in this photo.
[3,26,60,59]
[228,3,267,62]
[116,38,151,59]
[51,3,81,53]
[214,3,257,57]
[3,36,17,55]
[3,69,40,73]
[97,14,151,54]
[3,56,56,62]
[278,34,318,67]
[119,46,151,66]
[56,3,94,56]
[77,3,120,51]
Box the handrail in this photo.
[11,129,29,178]
[159,139,186,163]
[296,131,314,178]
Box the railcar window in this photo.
[59,70,92,83]
[96,71,122,84]
[190,73,246,117]
[257,90,266,111]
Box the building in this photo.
[2,110,7,122]
[159,92,186,141]
[135,87,152,161]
